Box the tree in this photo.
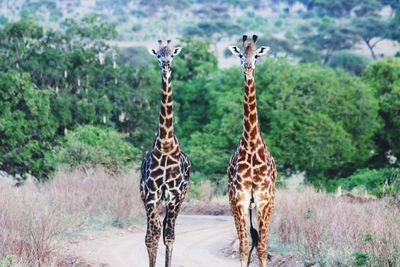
[387,8,400,41]
[297,18,360,63]
[173,38,219,143]
[187,58,380,180]
[351,17,387,59]
[309,0,358,17]
[327,51,370,76]
[257,59,380,179]
[0,20,43,72]
[0,71,57,178]
[363,58,400,165]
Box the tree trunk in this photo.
[366,40,377,60]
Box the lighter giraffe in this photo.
[227,35,277,267]
[140,40,191,267]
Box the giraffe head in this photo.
[148,40,182,72]
[228,35,270,79]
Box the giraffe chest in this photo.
[146,150,185,192]
[230,141,276,189]
[149,152,181,181]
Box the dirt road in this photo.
[64,215,302,267]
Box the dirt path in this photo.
[63,215,302,267]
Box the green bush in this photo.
[322,167,399,197]
[327,51,370,76]
[0,71,57,179]
[46,125,140,173]
[352,252,369,266]
[258,59,380,179]
[363,58,400,165]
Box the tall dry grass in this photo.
[271,188,400,266]
[0,168,143,266]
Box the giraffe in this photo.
[140,40,191,267]
[227,35,277,267]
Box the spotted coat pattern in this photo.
[140,43,190,267]
[228,35,277,267]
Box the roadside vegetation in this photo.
[0,168,143,266]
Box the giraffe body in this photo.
[140,40,190,267]
[228,35,277,267]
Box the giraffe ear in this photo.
[148,48,158,56]
[172,47,182,56]
[228,46,241,57]
[256,46,270,57]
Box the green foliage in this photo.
[258,59,379,179]
[388,8,400,42]
[46,125,140,173]
[296,18,360,63]
[327,51,370,76]
[0,71,57,178]
[0,255,14,267]
[0,18,161,178]
[0,16,398,191]
[174,38,218,141]
[351,16,387,59]
[182,20,243,38]
[181,58,380,182]
[329,168,396,196]
[185,68,242,178]
[352,252,369,266]
[0,15,7,25]
[363,58,400,163]
[63,14,117,40]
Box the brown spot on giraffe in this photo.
[228,35,276,267]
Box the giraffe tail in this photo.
[247,198,259,267]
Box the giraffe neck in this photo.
[157,68,175,151]
[242,75,261,150]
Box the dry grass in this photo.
[184,185,400,266]
[1,171,399,266]
[0,168,143,266]
[271,187,400,266]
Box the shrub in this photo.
[258,59,380,179]
[363,58,400,165]
[0,71,57,179]
[46,125,140,173]
[327,51,370,76]
[321,167,400,197]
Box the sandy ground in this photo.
[61,215,303,267]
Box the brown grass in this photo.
[1,171,399,266]
[0,168,143,266]
[184,185,400,266]
[271,187,400,266]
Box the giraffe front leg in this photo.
[163,196,184,267]
[230,191,252,267]
[254,192,275,267]
[145,203,162,267]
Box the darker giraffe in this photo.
[227,35,277,267]
[140,40,191,267]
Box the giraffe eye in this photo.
[157,55,161,58]
[255,55,258,59]
[239,55,243,58]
